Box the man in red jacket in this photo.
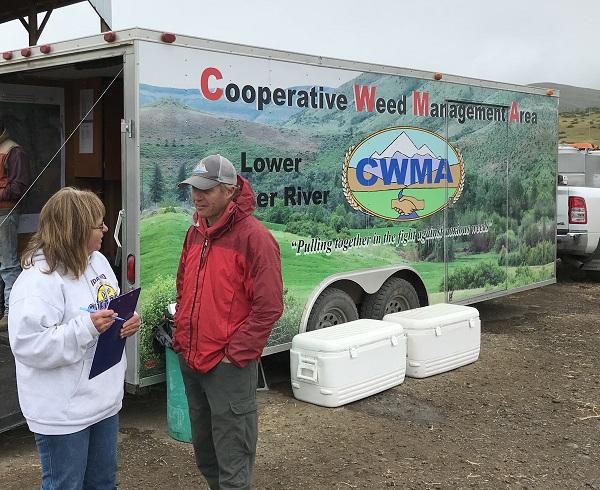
[0,118,31,330]
[174,154,284,490]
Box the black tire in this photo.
[306,288,359,331]
[360,277,420,320]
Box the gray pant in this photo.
[0,212,20,312]
[179,357,258,490]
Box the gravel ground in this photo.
[1,265,599,489]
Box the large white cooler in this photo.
[383,303,480,378]
[290,319,406,407]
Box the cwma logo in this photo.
[342,127,464,221]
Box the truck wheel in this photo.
[360,277,420,320]
[306,288,359,331]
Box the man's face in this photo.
[191,185,235,225]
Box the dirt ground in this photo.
[1,264,599,489]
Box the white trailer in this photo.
[0,29,558,431]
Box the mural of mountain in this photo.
[371,132,440,160]
[282,72,530,142]
[138,74,556,221]
[139,102,319,196]
[141,101,317,147]
[140,83,338,126]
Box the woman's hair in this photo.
[21,187,105,278]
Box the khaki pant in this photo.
[179,357,258,490]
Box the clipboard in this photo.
[89,287,141,379]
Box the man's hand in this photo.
[120,312,141,339]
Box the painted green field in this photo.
[275,228,402,302]
[139,212,416,306]
[139,210,552,309]
[139,211,191,303]
[139,212,416,305]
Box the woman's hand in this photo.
[120,311,141,339]
[90,309,116,333]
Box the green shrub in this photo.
[269,288,303,346]
[498,241,554,267]
[494,230,518,253]
[443,262,507,291]
[526,241,554,265]
[284,216,346,239]
[139,275,177,366]
[508,264,554,288]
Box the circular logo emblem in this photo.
[97,283,117,304]
[343,126,464,221]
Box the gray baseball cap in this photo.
[178,154,237,190]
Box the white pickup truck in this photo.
[557,146,600,271]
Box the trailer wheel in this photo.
[360,277,420,320]
[306,288,359,331]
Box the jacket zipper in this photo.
[188,236,209,366]
[200,237,209,268]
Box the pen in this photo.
[79,307,126,322]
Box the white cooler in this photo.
[290,319,406,407]
[383,303,480,378]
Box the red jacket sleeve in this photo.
[225,229,284,367]
[1,147,31,202]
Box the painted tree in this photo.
[176,162,189,202]
[149,162,165,204]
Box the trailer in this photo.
[0,28,558,430]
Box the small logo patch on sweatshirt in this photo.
[88,275,117,310]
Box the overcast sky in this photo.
[0,0,598,90]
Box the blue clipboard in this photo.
[89,287,141,379]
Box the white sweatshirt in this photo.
[8,251,125,435]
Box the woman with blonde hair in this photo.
[8,187,140,490]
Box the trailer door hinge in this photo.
[121,119,134,138]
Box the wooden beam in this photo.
[9,2,109,43]
[38,9,53,37]
[28,9,39,46]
